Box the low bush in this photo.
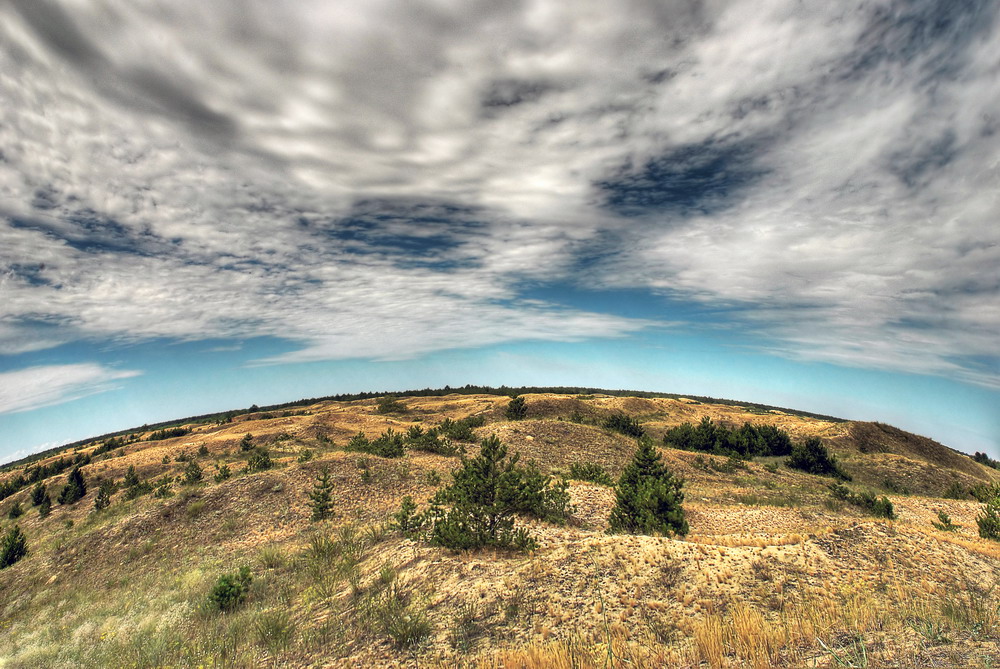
[346,430,405,458]
[247,448,274,472]
[942,481,967,500]
[663,417,793,458]
[829,483,895,519]
[567,462,614,486]
[182,460,203,485]
[978,500,1000,541]
[376,396,408,414]
[505,395,527,421]
[7,501,23,519]
[787,438,851,481]
[209,566,253,611]
[603,412,645,438]
[932,511,959,532]
[405,426,458,456]
[214,464,232,483]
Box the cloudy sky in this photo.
[1,0,998,462]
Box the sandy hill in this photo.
[1,391,999,668]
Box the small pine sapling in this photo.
[0,525,28,569]
[309,468,334,521]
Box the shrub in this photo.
[58,466,87,505]
[309,468,334,521]
[393,496,426,537]
[93,480,113,512]
[942,481,967,500]
[153,476,174,498]
[182,460,204,485]
[787,438,851,480]
[977,500,1000,541]
[603,412,645,438]
[239,434,255,452]
[30,482,47,506]
[608,437,688,537]
[438,417,482,443]
[973,451,1000,470]
[932,511,959,532]
[209,566,253,611]
[663,418,793,458]
[7,501,24,519]
[255,609,297,654]
[568,462,615,486]
[123,465,140,489]
[214,464,232,483]
[346,429,404,458]
[297,449,314,463]
[426,435,567,551]
[505,395,527,421]
[149,427,189,441]
[405,427,458,456]
[0,525,28,569]
[970,483,1000,503]
[376,395,407,414]
[359,566,432,648]
[247,448,273,473]
[828,483,895,518]
[197,444,210,457]
[38,494,52,518]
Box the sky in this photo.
[1,0,998,463]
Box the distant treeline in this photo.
[975,452,1000,470]
[2,384,847,472]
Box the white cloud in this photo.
[0,1,996,388]
[0,363,142,415]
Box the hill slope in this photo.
[1,392,999,667]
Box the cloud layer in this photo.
[1,1,997,388]
[0,364,141,415]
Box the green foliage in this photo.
[977,500,1000,541]
[148,427,190,441]
[932,511,959,532]
[123,465,140,489]
[345,429,404,458]
[239,434,255,452]
[57,466,87,505]
[38,494,51,518]
[942,481,967,500]
[246,448,273,473]
[505,395,527,421]
[30,482,47,506]
[375,395,408,414]
[426,435,568,551]
[93,480,114,512]
[7,501,24,519]
[970,483,1000,503]
[608,437,688,537]
[0,524,28,569]
[829,484,895,518]
[787,438,851,480]
[153,476,174,498]
[438,416,483,442]
[393,496,426,537]
[208,566,253,612]
[358,564,432,648]
[182,460,204,485]
[213,464,232,483]
[405,426,459,456]
[973,451,1000,470]
[197,444,210,457]
[123,479,155,500]
[603,412,645,438]
[568,462,615,486]
[663,417,793,458]
[297,449,314,463]
[309,468,334,521]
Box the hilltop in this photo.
[1,390,999,667]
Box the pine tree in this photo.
[30,482,47,506]
[58,466,87,505]
[38,493,52,518]
[505,395,527,421]
[182,460,203,485]
[93,481,112,512]
[0,524,28,569]
[308,468,334,521]
[608,437,688,537]
[123,465,140,488]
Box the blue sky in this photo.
[1,1,998,463]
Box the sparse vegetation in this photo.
[603,412,645,438]
[57,465,87,505]
[932,511,959,532]
[148,427,190,441]
[182,460,203,485]
[376,395,408,414]
[92,479,114,511]
[608,437,688,537]
[214,463,232,482]
[346,429,405,458]
[246,447,274,472]
[7,501,23,519]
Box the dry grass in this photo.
[2,392,999,668]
